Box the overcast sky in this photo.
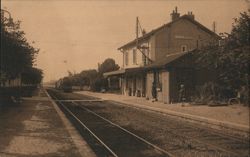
[2,0,249,82]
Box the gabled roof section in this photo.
[118,15,220,50]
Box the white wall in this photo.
[122,41,151,69]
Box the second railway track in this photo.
[47,89,249,157]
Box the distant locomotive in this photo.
[55,78,72,93]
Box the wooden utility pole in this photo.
[136,17,139,42]
[212,21,216,33]
[135,17,153,63]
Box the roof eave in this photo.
[118,15,221,51]
[118,35,152,50]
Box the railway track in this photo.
[110,101,249,140]
[47,89,249,157]
[47,89,172,157]
[102,101,249,156]
[84,101,249,157]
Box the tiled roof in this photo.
[145,51,192,70]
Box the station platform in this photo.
[0,88,96,157]
[76,91,250,137]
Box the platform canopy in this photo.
[104,51,194,78]
[103,69,125,78]
[103,67,146,78]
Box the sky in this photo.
[2,0,249,82]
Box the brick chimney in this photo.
[187,11,195,20]
[171,7,180,21]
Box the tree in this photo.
[194,10,249,103]
[57,58,120,92]
[1,9,42,85]
[21,67,43,85]
[79,69,98,87]
[98,58,120,74]
[92,58,120,91]
[230,10,250,46]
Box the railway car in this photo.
[55,78,72,93]
[61,84,72,93]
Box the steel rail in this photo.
[89,101,247,157]
[48,90,248,157]
[74,102,175,157]
[109,100,249,143]
[47,91,118,157]
[54,99,103,102]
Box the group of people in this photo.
[151,81,186,103]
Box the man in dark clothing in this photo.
[152,81,157,101]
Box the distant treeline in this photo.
[57,58,119,92]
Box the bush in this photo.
[91,78,108,92]
[193,82,223,105]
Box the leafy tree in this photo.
[1,9,42,85]
[58,69,98,90]
[98,58,120,74]
[194,10,249,103]
[229,10,250,46]
[57,58,120,92]
[79,69,98,87]
[93,58,120,91]
[21,67,43,85]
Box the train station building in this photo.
[104,7,220,103]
